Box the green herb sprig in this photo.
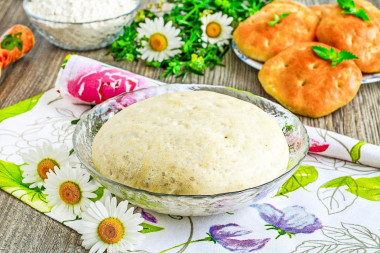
[337,0,370,21]
[108,0,267,81]
[268,13,290,26]
[312,46,358,67]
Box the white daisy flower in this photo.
[78,197,145,253]
[137,17,184,62]
[20,142,70,188]
[201,12,233,47]
[43,165,99,218]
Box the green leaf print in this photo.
[350,141,366,163]
[293,223,380,252]
[168,215,183,220]
[346,177,380,201]
[71,119,80,125]
[89,186,105,202]
[0,93,43,124]
[0,160,51,213]
[276,165,318,197]
[318,176,358,214]
[0,160,24,188]
[61,54,72,69]
[140,222,165,234]
[320,176,357,189]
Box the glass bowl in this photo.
[73,84,309,216]
[23,0,141,51]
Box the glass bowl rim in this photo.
[23,0,142,25]
[73,84,309,199]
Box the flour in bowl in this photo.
[24,0,139,49]
[26,0,138,22]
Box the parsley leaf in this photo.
[337,0,355,10]
[333,50,359,66]
[312,46,331,60]
[353,8,370,21]
[312,46,358,67]
[268,13,290,26]
[338,0,370,21]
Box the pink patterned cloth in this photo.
[306,126,380,168]
[55,55,163,104]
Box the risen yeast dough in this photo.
[92,91,289,195]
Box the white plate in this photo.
[232,41,380,84]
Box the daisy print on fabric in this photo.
[43,165,99,218]
[78,197,145,253]
[20,142,70,188]
[201,12,233,47]
[137,17,184,62]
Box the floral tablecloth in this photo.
[0,84,379,252]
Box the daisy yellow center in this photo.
[149,33,168,52]
[37,158,59,180]
[59,181,81,205]
[206,22,222,38]
[98,217,125,244]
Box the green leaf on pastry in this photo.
[333,50,359,66]
[276,165,318,197]
[312,46,358,67]
[0,160,51,213]
[353,8,370,21]
[346,177,380,201]
[268,12,290,26]
[338,0,370,21]
[312,46,331,60]
[140,222,165,234]
[0,93,43,124]
[349,141,366,163]
[337,0,355,10]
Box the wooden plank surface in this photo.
[0,0,379,252]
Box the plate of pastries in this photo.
[232,0,380,118]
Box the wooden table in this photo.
[0,0,379,252]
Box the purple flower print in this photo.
[251,204,322,239]
[210,224,252,239]
[210,224,270,252]
[160,223,270,253]
[134,207,157,223]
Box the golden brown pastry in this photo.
[356,0,380,24]
[233,0,319,62]
[308,4,335,19]
[316,0,380,73]
[258,42,362,118]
